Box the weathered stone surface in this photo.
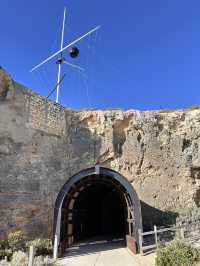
[0,69,200,238]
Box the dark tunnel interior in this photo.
[72,182,127,242]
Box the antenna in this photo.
[30,7,101,103]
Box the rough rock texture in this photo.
[1,69,200,238]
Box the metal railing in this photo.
[138,226,184,254]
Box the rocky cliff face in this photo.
[0,69,200,238]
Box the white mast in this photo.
[56,7,66,103]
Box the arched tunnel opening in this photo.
[54,167,142,256]
[60,175,129,250]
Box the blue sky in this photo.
[1,0,200,110]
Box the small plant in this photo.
[188,105,200,111]
[0,249,12,261]
[10,251,28,266]
[26,239,52,256]
[8,230,25,252]
[0,240,9,250]
[0,239,12,261]
[159,109,176,113]
[33,256,54,266]
[176,207,200,226]
[156,239,200,266]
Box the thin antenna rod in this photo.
[63,61,84,71]
[56,7,66,103]
[30,25,101,72]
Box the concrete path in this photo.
[55,240,139,266]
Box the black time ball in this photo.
[69,47,79,58]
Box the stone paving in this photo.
[55,240,139,266]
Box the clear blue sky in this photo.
[1,0,200,110]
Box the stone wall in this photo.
[1,69,200,238]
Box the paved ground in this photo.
[55,239,139,266]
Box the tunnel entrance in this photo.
[72,180,127,243]
[54,167,142,257]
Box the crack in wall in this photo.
[112,114,133,157]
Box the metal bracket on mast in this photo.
[56,57,65,65]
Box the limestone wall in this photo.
[0,69,200,238]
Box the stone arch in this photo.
[53,166,142,258]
